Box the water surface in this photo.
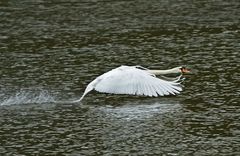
[0,0,240,155]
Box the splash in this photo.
[0,89,56,106]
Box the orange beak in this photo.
[181,67,191,74]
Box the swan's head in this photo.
[178,66,190,74]
[170,66,190,74]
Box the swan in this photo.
[75,65,190,102]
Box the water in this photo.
[0,0,240,155]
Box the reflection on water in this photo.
[1,0,240,155]
[98,100,181,121]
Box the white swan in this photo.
[76,65,190,102]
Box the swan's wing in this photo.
[94,66,182,97]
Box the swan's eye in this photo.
[180,67,184,72]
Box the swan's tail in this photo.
[71,84,94,103]
[70,93,87,103]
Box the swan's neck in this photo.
[148,68,179,75]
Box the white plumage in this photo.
[75,65,188,102]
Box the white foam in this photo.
[0,89,56,106]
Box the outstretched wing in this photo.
[94,66,182,97]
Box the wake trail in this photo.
[0,89,81,106]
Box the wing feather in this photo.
[144,80,153,96]
[154,82,166,96]
[94,66,183,97]
[159,82,173,95]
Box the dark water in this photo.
[0,0,240,155]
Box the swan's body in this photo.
[76,65,189,102]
